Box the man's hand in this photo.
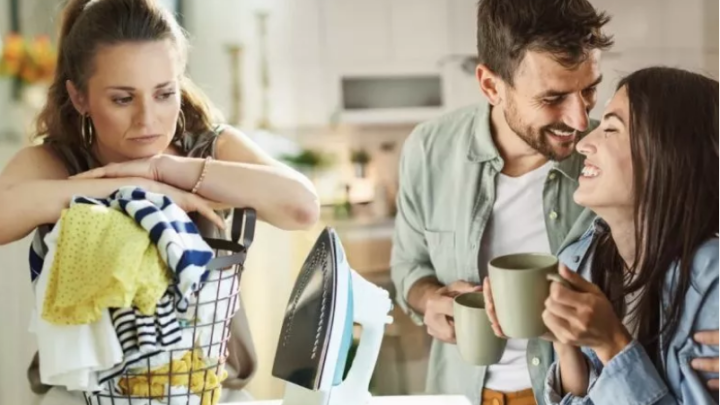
[422,280,481,344]
[692,330,719,391]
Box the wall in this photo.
[0,144,40,405]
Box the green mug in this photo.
[487,253,560,338]
[453,292,507,365]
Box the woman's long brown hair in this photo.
[591,67,719,367]
[34,0,222,148]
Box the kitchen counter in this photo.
[234,395,471,405]
[323,215,395,241]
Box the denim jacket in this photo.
[544,219,720,405]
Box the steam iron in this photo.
[272,227,393,405]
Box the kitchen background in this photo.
[0,0,717,404]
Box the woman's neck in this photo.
[599,209,637,270]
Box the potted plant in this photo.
[350,149,371,178]
[280,149,331,179]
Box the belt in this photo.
[481,387,536,405]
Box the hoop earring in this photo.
[81,113,94,147]
[174,109,186,142]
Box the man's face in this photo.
[500,50,602,161]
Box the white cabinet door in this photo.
[323,0,392,66]
[389,0,449,62]
[284,0,325,64]
[595,0,664,52]
[447,0,477,56]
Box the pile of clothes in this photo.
[29,187,239,405]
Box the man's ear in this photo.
[476,64,505,106]
[65,80,87,114]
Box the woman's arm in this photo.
[157,127,319,230]
[0,147,223,246]
[69,128,320,230]
[554,343,590,396]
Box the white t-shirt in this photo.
[477,161,553,392]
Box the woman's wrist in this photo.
[554,341,582,357]
[155,154,204,191]
[595,327,632,365]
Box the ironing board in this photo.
[235,396,473,405]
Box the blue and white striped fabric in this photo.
[30,186,214,312]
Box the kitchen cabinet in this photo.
[323,0,392,67]
[322,0,450,68]
[184,0,717,130]
[389,0,449,63]
[447,0,477,56]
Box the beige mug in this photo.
[487,253,559,338]
[453,292,507,365]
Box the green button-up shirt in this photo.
[390,102,598,404]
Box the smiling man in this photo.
[390,1,716,404]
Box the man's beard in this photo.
[504,97,578,161]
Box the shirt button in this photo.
[532,357,540,366]
[548,172,557,180]
[549,211,558,220]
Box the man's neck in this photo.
[490,105,549,177]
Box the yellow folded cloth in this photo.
[42,204,171,325]
[119,349,228,405]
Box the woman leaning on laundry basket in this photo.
[0,0,319,402]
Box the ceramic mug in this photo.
[453,291,507,365]
[487,252,561,338]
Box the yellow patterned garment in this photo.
[118,349,228,405]
[42,204,171,325]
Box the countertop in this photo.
[232,396,472,405]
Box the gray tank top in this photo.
[27,126,258,394]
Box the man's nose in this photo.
[563,96,590,132]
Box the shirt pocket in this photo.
[424,230,456,283]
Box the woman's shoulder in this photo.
[687,238,719,293]
[0,144,70,182]
[180,124,226,158]
[558,217,607,273]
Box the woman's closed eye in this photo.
[602,127,617,137]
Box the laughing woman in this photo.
[541,67,718,404]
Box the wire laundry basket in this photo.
[83,208,256,405]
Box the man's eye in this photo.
[544,96,565,105]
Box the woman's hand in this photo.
[542,265,632,364]
[149,182,228,230]
[70,156,162,182]
[68,172,227,229]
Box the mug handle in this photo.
[546,273,578,291]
